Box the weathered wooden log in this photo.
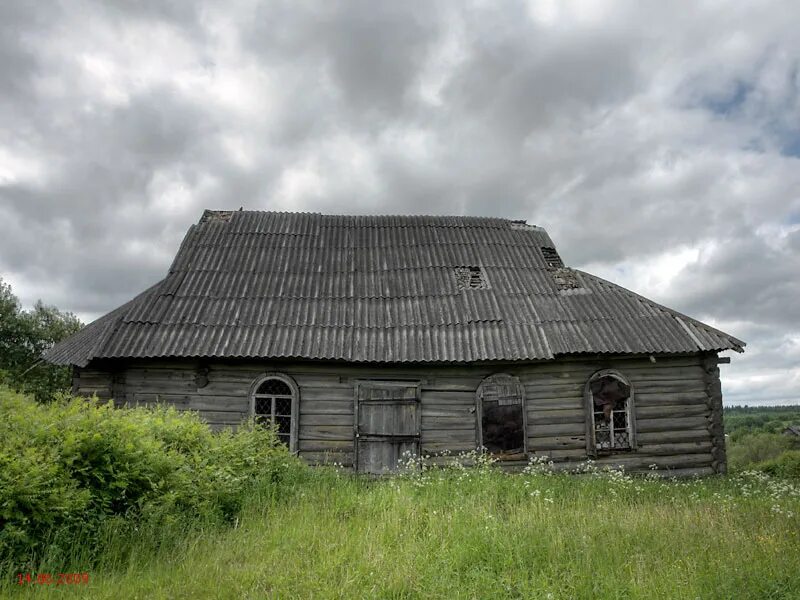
[422,406,473,418]
[525,398,583,410]
[298,439,353,452]
[420,391,476,404]
[636,441,713,455]
[637,429,711,444]
[299,400,353,415]
[527,436,586,451]
[527,408,585,425]
[420,441,477,453]
[421,429,476,443]
[421,415,474,429]
[298,388,355,402]
[528,422,586,437]
[298,425,353,441]
[636,404,709,419]
[300,413,354,427]
[635,391,708,403]
[592,452,712,470]
[636,416,708,433]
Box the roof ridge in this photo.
[200,209,539,225]
[119,319,508,328]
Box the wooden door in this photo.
[355,382,421,474]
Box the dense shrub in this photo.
[754,450,800,480]
[0,386,303,566]
[728,432,796,468]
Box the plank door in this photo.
[355,382,421,474]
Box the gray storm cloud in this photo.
[1,0,798,404]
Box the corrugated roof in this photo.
[44,211,745,366]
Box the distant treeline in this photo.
[724,405,800,441]
[724,405,800,479]
[725,405,800,414]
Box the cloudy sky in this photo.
[1,1,798,405]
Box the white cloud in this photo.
[1,0,799,404]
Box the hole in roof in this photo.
[510,220,541,232]
[455,266,487,290]
[541,247,564,268]
[200,210,234,224]
[552,268,581,291]
[541,247,583,291]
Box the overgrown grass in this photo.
[4,389,798,598]
[4,462,799,599]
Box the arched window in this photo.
[476,373,527,458]
[250,373,299,452]
[585,370,636,455]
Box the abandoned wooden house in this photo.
[783,425,800,438]
[45,211,745,476]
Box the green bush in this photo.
[727,432,795,469]
[0,386,303,566]
[754,450,800,480]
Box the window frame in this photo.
[584,369,637,457]
[248,372,300,453]
[476,373,528,459]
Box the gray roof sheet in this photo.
[45,211,745,366]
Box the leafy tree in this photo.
[0,277,83,402]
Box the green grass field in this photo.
[5,463,800,599]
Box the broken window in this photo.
[586,371,636,454]
[477,374,527,458]
[252,374,298,450]
[455,266,487,290]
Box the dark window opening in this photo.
[590,374,632,452]
[478,374,526,458]
[455,266,487,290]
[253,377,294,448]
[482,402,525,454]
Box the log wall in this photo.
[73,353,726,476]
